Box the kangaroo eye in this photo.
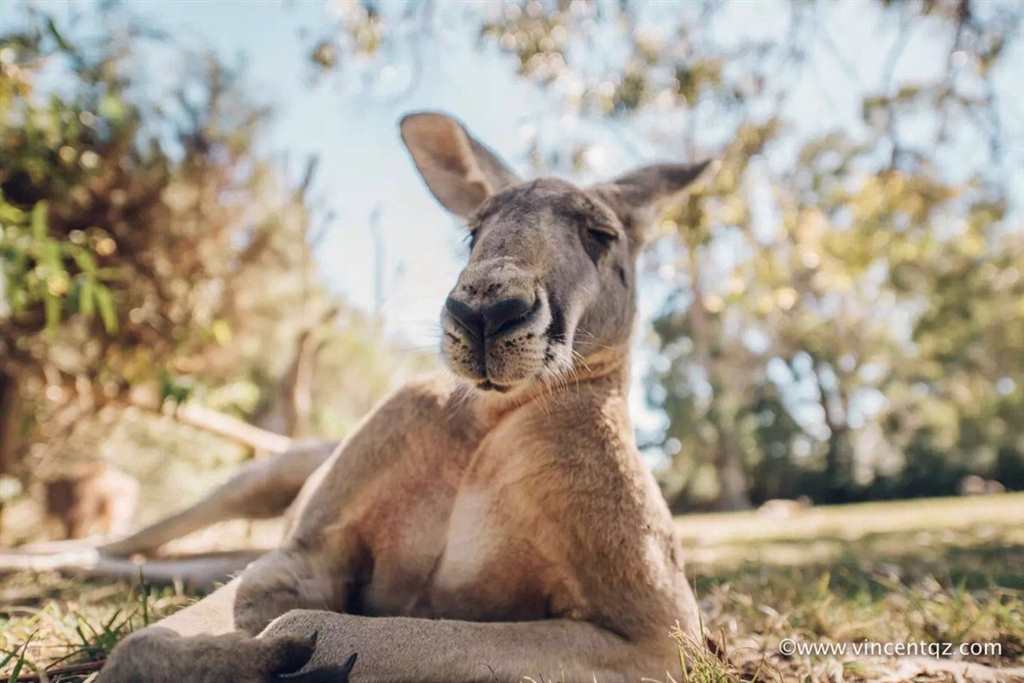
[580,224,618,263]
[588,227,618,245]
[586,225,619,247]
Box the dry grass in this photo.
[1,493,1023,682]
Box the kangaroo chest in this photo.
[357,437,563,621]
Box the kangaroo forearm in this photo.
[102,573,334,683]
[262,610,666,682]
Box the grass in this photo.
[1,493,1023,682]
[0,573,191,682]
[671,492,1024,682]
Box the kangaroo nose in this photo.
[445,295,534,339]
[481,296,533,336]
[445,296,484,339]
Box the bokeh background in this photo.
[0,1,1023,680]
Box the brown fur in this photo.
[97,112,712,682]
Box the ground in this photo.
[1,493,1022,682]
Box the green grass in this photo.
[1,493,1023,681]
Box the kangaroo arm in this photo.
[130,546,340,638]
[262,609,674,683]
[100,578,343,683]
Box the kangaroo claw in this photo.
[276,652,357,682]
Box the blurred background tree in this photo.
[0,8,428,539]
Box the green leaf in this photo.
[9,285,27,314]
[0,201,25,223]
[70,246,97,274]
[79,277,95,317]
[44,290,60,332]
[30,201,48,241]
[94,283,118,333]
[99,94,125,123]
[42,241,62,269]
[7,631,35,683]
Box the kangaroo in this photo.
[93,112,713,682]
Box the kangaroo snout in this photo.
[445,260,540,340]
[440,264,552,388]
[445,293,537,340]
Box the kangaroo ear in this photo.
[400,112,520,219]
[592,161,715,243]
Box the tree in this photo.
[0,10,413,489]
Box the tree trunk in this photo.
[813,359,853,501]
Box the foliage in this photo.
[0,15,277,460]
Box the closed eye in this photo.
[588,226,619,245]
[580,223,619,263]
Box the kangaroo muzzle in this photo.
[440,261,552,390]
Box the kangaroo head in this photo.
[400,112,710,394]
